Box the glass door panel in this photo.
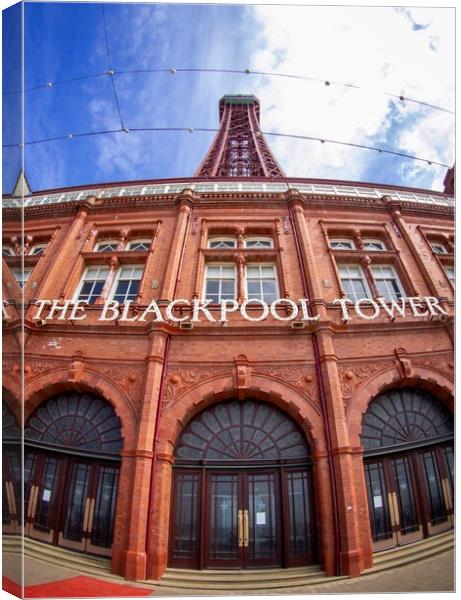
[29,455,63,543]
[390,456,423,544]
[420,450,451,535]
[87,464,120,556]
[2,448,20,533]
[364,461,394,551]
[170,471,201,568]
[285,470,315,563]
[59,461,92,550]
[246,472,280,567]
[205,473,241,568]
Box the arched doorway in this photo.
[361,388,454,551]
[24,392,122,557]
[169,399,315,570]
[3,401,21,534]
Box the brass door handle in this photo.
[387,492,396,526]
[27,485,39,518]
[441,478,453,510]
[5,482,16,515]
[391,492,400,526]
[85,498,95,533]
[243,509,249,548]
[238,509,243,547]
[83,497,91,533]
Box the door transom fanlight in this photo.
[361,388,453,452]
[175,400,310,462]
[24,392,122,455]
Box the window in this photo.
[244,237,274,249]
[204,264,236,303]
[371,265,405,301]
[331,238,355,250]
[127,239,150,252]
[431,243,448,255]
[29,244,47,256]
[444,265,455,286]
[208,237,237,249]
[339,265,370,302]
[363,239,386,251]
[76,266,110,304]
[95,240,120,252]
[2,246,15,257]
[13,268,33,289]
[110,266,143,303]
[246,264,279,303]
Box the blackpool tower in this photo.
[195,95,285,178]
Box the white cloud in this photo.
[248,6,454,189]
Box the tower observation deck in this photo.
[195,95,285,178]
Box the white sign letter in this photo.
[270,299,299,321]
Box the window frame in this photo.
[13,267,33,289]
[244,236,274,249]
[203,263,237,303]
[126,239,151,252]
[245,262,280,303]
[330,238,356,250]
[108,264,144,304]
[362,238,387,252]
[371,264,406,302]
[2,245,15,257]
[207,237,237,250]
[443,265,455,287]
[94,239,121,253]
[73,265,111,304]
[338,264,372,302]
[28,243,47,256]
[431,243,448,255]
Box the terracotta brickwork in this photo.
[2,178,454,581]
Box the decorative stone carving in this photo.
[162,367,231,410]
[394,347,412,378]
[253,366,318,407]
[338,362,392,405]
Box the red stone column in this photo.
[161,197,192,300]
[148,452,174,579]
[122,330,169,580]
[34,200,93,300]
[288,195,327,318]
[315,327,370,576]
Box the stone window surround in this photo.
[417,225,454,290]
[319,220,417,300]
[195,219,289,303]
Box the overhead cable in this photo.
[3,126,450,168]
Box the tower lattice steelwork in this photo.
[195,95,285,178]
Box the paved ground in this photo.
[2,550,455,596]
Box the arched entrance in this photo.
[361,388,454,551]
[169,399,315,569]
[24,392,122,557]
[3,401,21,534]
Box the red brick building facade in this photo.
[2,96,454,584]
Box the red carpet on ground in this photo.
[3,575,152,598]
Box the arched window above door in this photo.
[175,400,310,462]
[3,401,20,439]
[24,392,122,455]
[361,388,453,452]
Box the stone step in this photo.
[153,574,347,592]
[367,532,454,574]
[163,565,322,581]
[373,530,454,565]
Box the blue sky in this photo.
[2,2,455,193]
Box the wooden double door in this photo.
[170,467,315,569]
[365,445,454,551]
[24,450,119,557]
